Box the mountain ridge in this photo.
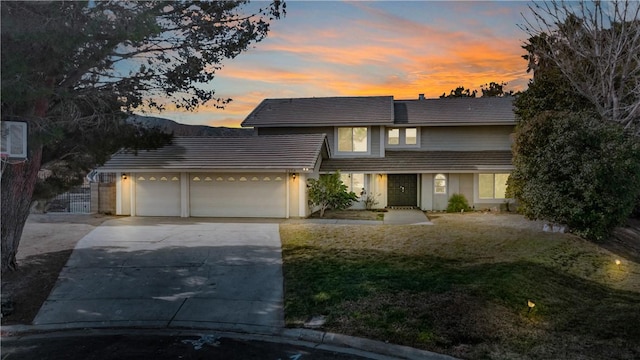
[128,115,252,137]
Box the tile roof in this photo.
[320,150,513,173]
[98,134,328,172]
[394,97,515,126]
[241,96,395,127]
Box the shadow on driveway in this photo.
[34,220,284,334]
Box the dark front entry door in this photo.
[387,174,417,207]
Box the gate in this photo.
[47,185,91,213]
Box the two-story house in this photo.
[99,95,514,218]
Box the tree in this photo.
[516,34,596,121]
[1,1,284,271]
[307,172,358,217]
[509,111,640,240]
[521,0,640,135]
[440,86,477,98]
[510,1,640,240]
[480,81,513,97]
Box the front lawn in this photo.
[280,213,640,360]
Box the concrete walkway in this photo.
[33,218,284,334]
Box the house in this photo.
[98,95,514,217]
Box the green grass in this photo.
[280,213,640,360]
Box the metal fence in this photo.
[47,185,91,213]
[38,172,116,214]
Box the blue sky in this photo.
[149,1,533,127]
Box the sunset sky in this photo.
[152,1,534,127]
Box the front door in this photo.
[387,174,417,207]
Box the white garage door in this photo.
[135,173,181,216]
[190,173,286,218]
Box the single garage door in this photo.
[135,173,181,216]
[190,173,286,218]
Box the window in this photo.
[388,129,400,145]
[387,127,418,146]
[479,173,510,199]
[406,128,417,145]
[338,127,368,152]
[434,174,447,194]
[340,173,366,197]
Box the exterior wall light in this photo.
[122,173,127,180]
[292,173,296,180]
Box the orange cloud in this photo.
[159,1,534,125]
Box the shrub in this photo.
[447,193,471,213]
[509,111,640,240]
[363,193,379,210]
[307,171,358,217]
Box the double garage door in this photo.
[134,172,287,218]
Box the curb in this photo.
[1,325,458,360]
[281,328,457,360]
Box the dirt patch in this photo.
[309,209,382,220]
[1,213,114,325]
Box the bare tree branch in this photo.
[521,0,640,135]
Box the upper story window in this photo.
[388,129,400,145]
[405,128,417,145]
[387,127,419,147]
[479,173,510,199]
[337,127,368,153]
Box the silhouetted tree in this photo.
[521,0,639,135]
[440,86,477,98]
[480,82,513,97]
[1,1,285,271]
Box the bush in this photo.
[447,193,471,213]
[307,171,358,217]
[509,111,640,240]
[363,193,379,210]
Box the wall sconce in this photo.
[378,173,383,178]
[122,173,128,180]
[292,173,297,180]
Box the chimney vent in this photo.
[418,94,425,100]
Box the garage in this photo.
[189,172,286,218]
[135,173,181,216]
[100,134,328,218]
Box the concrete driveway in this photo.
[33,217,284,334]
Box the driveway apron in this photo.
[33,218,284,334]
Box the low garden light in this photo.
[527,300,536,313]
[615,259,621,266]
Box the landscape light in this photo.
[527,300,535,313]
[615,259,621,266]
